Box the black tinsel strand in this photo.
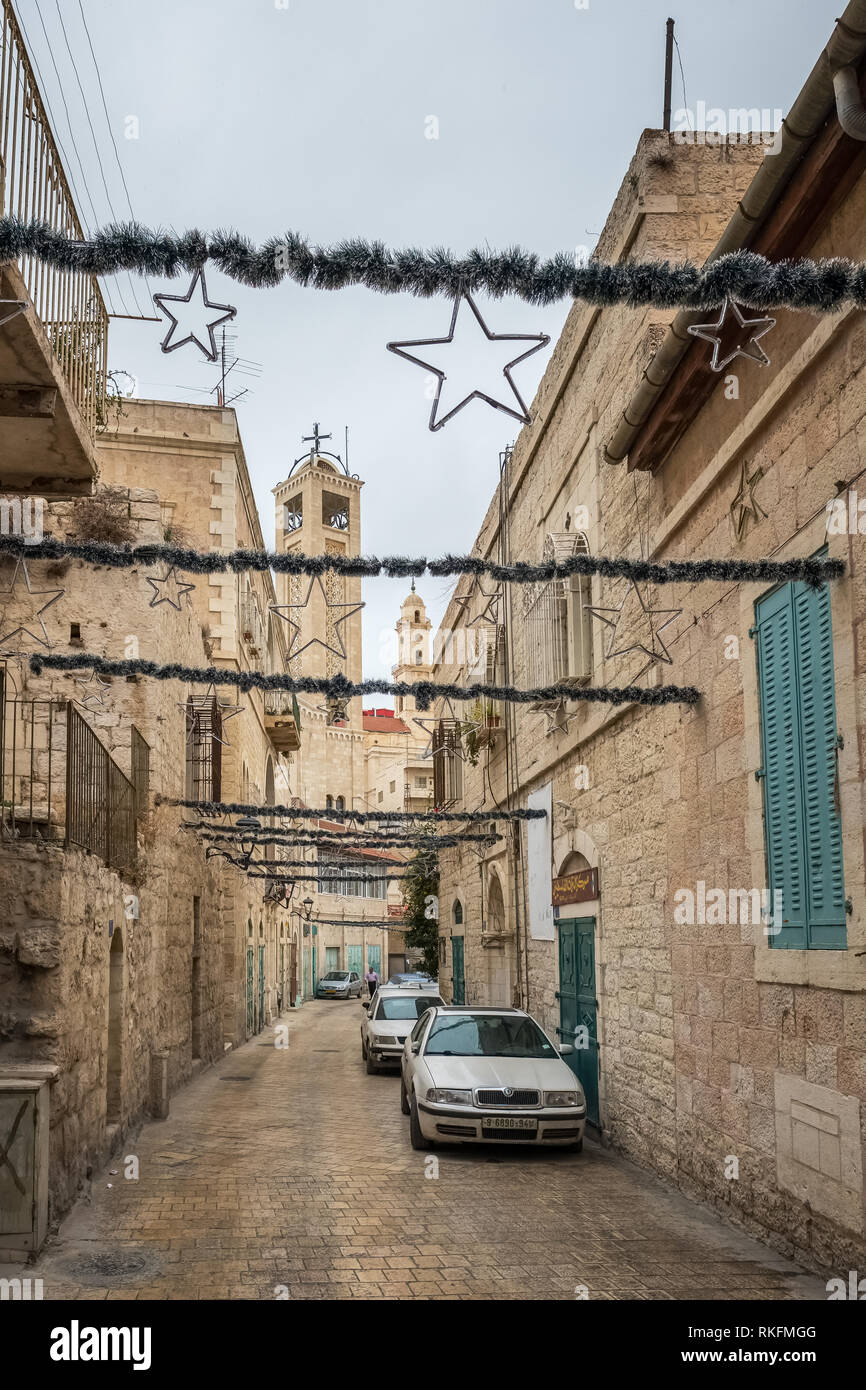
[2,221,866,310]
[164,797,545,823]
[0,533,844,590]
[28,652,702,709]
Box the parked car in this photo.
[400,1006,586,1150]
[361,984,444,1072]
[316,970,362,1000]
[387,971,435,985]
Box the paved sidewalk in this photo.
[21,1001,825,1300]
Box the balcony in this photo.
[0,0,107,489]
[264,689,301,753]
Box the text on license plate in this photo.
[483,1116,537,1130]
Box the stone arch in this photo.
[486,869,505,934]
[452,898,463,926]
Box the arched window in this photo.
[414,610,420,623]
[414,651,422,665]
[452,899,463,926]
[486,872,505,935]
[335,795,345,812]
[325,794,334,810]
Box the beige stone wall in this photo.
[434,130,866,1269]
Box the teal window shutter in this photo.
[756,563,846,949]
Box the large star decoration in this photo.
[0,559,63,651]
[686,297,775,373]
[179,684,244,747]
[587,580,682,667]
[453,572,503,628]
[153,269,236,362]
[145,566,196,611]
[730,460,766,541]
[387,291,550,431]
[539,697,573,737]
[269,576,364,662]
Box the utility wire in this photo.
[27,0,119,315]
[51,0,137,316]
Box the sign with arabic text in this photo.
[552,867,599,907]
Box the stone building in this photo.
[99,400,302,1038]
[434,8,866,1274]
[272,440,432,988]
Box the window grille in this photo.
[523,532,593,688]
[185,694,222,801]
[432,719,463,808]
[317,851,388,899]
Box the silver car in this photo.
[361,984,444,1072]
[316,970,362,1000]
[400,1005,586,1150]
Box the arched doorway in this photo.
[484,870,511,1007]
[451,899,465,1004]
[555,851,599,1127]
[106,928,124,1124]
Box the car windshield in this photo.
[376,996,443,1021]
[322,972,349,981]
[388,973,431,983]
[424,1014,557,1058]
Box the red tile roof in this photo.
[363,713,411,734]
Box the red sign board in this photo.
[387,904,407,918]
[551,867,599,907]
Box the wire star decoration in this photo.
[453,571,503,627]
[179,684,244,747]
[539,697,574,737]
[145,566,196,611]
[269,575,364,661]
[730,459,766,541]
[0,559,64,652]
[412,698,467,761]
[74,669,111,710]
[153,268,236,362]
[686,297,775,372]
[587,579,682,667]
[387,290,550,431]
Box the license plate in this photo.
[482,1116,537,1131]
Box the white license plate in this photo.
[483,1116,537,1131]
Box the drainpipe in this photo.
[832,64,866,139]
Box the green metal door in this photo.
[325,946,340,972]
[246,947,255,1036]
[347,944,363,976]
[258,945,265,1031]
[366,944,381,977]
[556,917,599,1126]
[312,945,317,993]
[451,936,465,1004]
[0,1091,35,1235]
[303,946,311,999]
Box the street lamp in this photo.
[302,896,314,920]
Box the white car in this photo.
[400,1005,586,1150]
[361,984,444,1073]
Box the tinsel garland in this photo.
[190,826,495,849]
[165,797,544,823]
[0,533,843,590]
[29,653,701,709]
[242,868,407,882]
[2,219,865,310]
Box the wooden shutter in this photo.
[756,570,845,949]
[757,585,808,947]
[793,580,846,946]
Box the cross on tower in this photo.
[303,422,332,459]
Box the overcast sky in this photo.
[17,0,835,677]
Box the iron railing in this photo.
[65,704,136,871]
[131,725,150,816]
[0,0,108,435]
[0,688,138,872]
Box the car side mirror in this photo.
[558,1043,574,1056]
[362,1002,370,1011]
[410,1042,420,1054]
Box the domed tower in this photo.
[392,581,432,716]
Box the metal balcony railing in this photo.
[0,0,108,436]
[0,687,142,873]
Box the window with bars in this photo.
[432,720,463,808]
[317,852,388,899]
[523,532,593,688]
[185,695,222,801]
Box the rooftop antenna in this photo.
[663,18,675,131]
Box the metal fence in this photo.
[0,0,108,435]
[0,686,139,873]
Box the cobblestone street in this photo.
[24,1002,825,1301]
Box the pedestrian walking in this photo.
[364,967,379,999]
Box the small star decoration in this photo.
[74,669,111,710]
[587,580,682,667]
[730,460,766,541]
[0,559,64,651]
[387,291,550,431]
[146,566,196,611]
[153,269,236,362]
[413,699,467,762]
[686,297,775,372]
[179,684,243,747]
